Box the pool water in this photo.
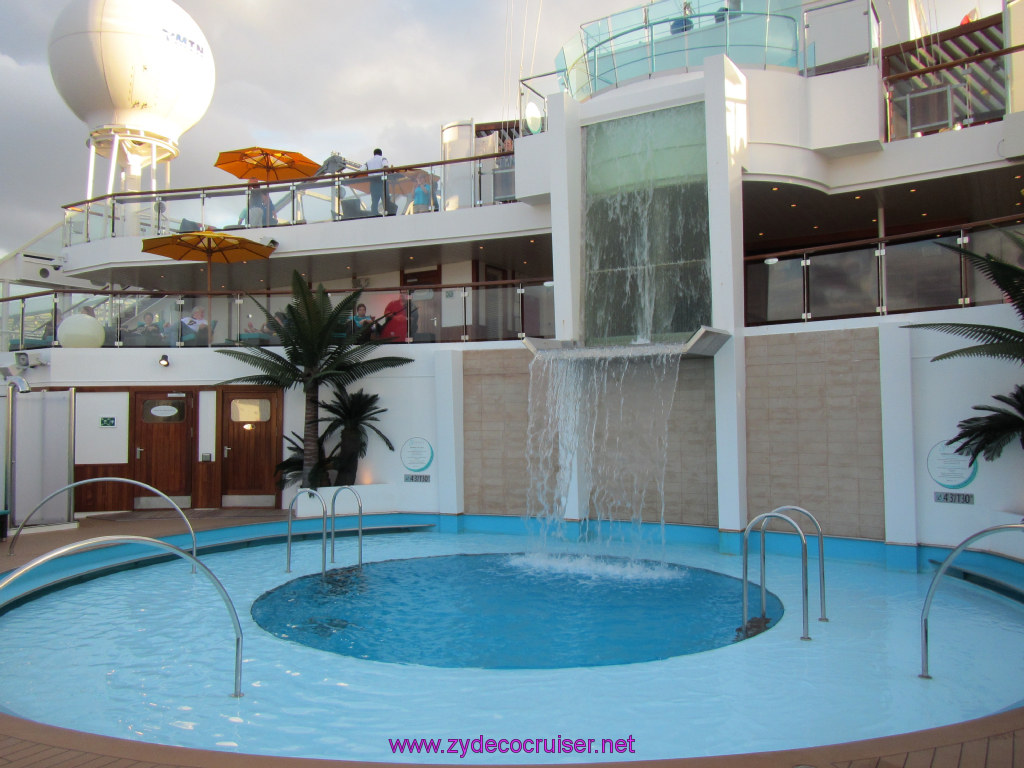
[1,530,1023,763]
[251,553,783,667]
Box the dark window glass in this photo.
[807,248,878,319]
[967,226,1024,306]
[885,237,961,312]
[142,399,185,423]
[745,258,803,323]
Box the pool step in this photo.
[929,559,1024,605]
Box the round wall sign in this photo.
[400,437,434,472]
[150,404,180,418]
[926,441,977,490]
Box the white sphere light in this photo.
[57,314,106,349]
[48,0,215,152]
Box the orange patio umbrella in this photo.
[215,146,321,182]
[142,231,277,339]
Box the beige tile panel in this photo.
[747,328,884,540]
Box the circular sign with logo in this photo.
[926,441,977,490]
[400,437,434,472]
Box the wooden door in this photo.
[220,388,282,506]
[131,391,193,508]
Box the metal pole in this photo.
[0,535,245,698]
[4,384,15,521]
[920,523,1024,678]
[66,388,76,524]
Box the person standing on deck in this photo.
[364,148,391,216]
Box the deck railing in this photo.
[745,215,1024,325]
[61,153,516,248]
[0,278,554,353]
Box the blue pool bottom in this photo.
[0,516,1023,763]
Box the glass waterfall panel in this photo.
[583,103,711,346]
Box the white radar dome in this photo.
[48,0,215,149]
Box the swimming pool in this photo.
[1,523,1023,763]
[251,553,785,667]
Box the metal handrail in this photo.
[0,535,244,697]
[7,478,197,571]
[285,489,327,575]
[331,486,364,566]
[766,505,828,622]
[920,523,1024,679]
[742,512,811,640]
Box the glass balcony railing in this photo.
[0,279,554,352]
[546,0,882,104]
[744,218,1024,325]
[61,153,516,247]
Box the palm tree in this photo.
[218,270,411,488]
[908,237,1024,465]
[320,388,396,485]
[909,240,1024,366]
[944,386,1024,464]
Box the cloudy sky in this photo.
[0,0,993,256]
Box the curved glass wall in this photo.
[554,0,880,102]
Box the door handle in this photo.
[223,445,231,459]
[135,447,143,459]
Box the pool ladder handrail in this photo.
[7,478,198,572]
[331,486,364,567]
[920,522,1024,679]
[742,506,828,641]
[0,535,244,698]
[285,489,327,575]
[761,505,828,623]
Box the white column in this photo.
[878,323,918,547]
[434,350,464,517]
[547,93,584,342]
[704,55,749,534]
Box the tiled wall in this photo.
[463,349,533,516]
[745,328,885,539]
[462,350,718,526]
[664,359,718,526]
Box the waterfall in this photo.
[525,344,682,541]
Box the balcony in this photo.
[0,278,555,354]
[61,153,517,249]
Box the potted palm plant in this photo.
[320,387,396,486]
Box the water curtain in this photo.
[525,345,682,540]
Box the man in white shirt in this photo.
[364,148,391,216]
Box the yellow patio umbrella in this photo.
[215,146,321,182]
[141,231,277,342]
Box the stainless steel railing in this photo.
[285,488,327,575]
[7,478,197,570]
[0,535,244,697]
[764,505,828,622]
[331,486,364,566]
[919,522,1024,679]
[742,511,811,640]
